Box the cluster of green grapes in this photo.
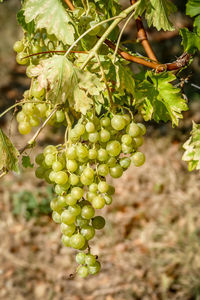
[34,113,146,277]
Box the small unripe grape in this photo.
[126,123,141,137]
[55,183,70,195]
[70,233,85,249]
[76,216,89,227]
[109,165,123,178]
[134,137,144,148]
[97,149,108,162]
[100,129,110,143]
[57,195,67,208]
[88,149,97,160]
[106,141,121,157]
[121,134,132,145]
[36,103,47,118]
[66,159,78,173]
[88,261,101,275]
[43,145,56,156]
[52,211,61,223]
[52,161,63,172]
[86,122,95,133]
[107,157,117,167]
[69,174,79,186]
[77,265,89,278]
[23,103,36,114]
[68,204,81,216]
[60,223,76,237]
[97,164,109,176]
[122,144,133,154]
[61,234,71,247]
[16,52,29,65]
[81,205,95,219]
[45,153,55,166]
[35,166,45,179]
[80,174,92,185]
[76,144,88,159]
[49,170,56,182]
[54,171,68,185]
[123,114,131,125]
[137,123,146,135]
[88,132,99,143]
[120,157,131,169]
[83,167,94,179]
[16,111,27,123]
[92,195,105,209]
[86,192,97,202]
[13,40,24,53]
[100,116,110,127]
[111,115,126,131]
[65,194,77,205]
[61,210,76,225]
[66,146,77,160]
[35,153,44,165]
[131,152,145,166]
[74,123,85,136]
[81,225,95,240]
[85,254,96,266]
[98,181,109,193]
[71,187,84,200]
[56,110,65,123]
[50,198,61,213]
[30,116,40,127]
[31,81,45,98]
[89,183,98,193]
[18,121,31,135]
[92,216,105,229]
[76,252,86,265]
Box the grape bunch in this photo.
[34,112,146,277]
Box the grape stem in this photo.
[19,106,58,154]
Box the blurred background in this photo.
[0,0,200,299]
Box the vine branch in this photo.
[64,0,75,10]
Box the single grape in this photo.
[23,103,36,115]
[123,114,131,125]
[104,195,112,205]
[71,187,84,200]
[70,233,85,249]
[100,129,111,143]
[134,137,144,148]
[76,252,86,265]
[18,121,31,135]
[131,152,145,166]
[81,225,95,240]
[66,146,77,160]
[43,145,57,156]
[61,210,76,225]
[54,183,70,195]
[88,132,99,143]
[65,194,77,205]
[97,164,109,176]
[126,123,141,138]
[92,216,105,229]
[106,141,121,157]
[68,204,81,216]
[36,103,47,118]
[111,115,126,131]
[57,195,67,208]
[80,174,93,186]
[97,149,108,162]
[89,183,98,193]
[35,167,45,179]
[30,116,40,127]
[109,165,123,178]
[74,123,85,136]
[54,171,68,185]
[76,144,88,159]
[92,195,105,209]
[81,205,95,219]
[69,174,79,186]
[122,144,133,154]
[120,157,131,169]
[83,167,94,179]
[56,110,65,123]
[77,265,89,278]
[121,134,132,146]
[88,149,98,160]
[52,161,63,172]
[49,170,56,182]
[88,261,101,275]
[52,211,61,223]
[85,254,96,266]
[31,81,45,99]
[86,192,97,202]
[107,157,117,167]
[137,123,146,135]
[86,121,95,133]
[60,223,76,236]
[16,111,28,123]
[16,52,29,65]
[98,181,109,193]
[50,198,62,213]
[13,40,24,53]
[35,153,44,165]
[61,234,71,247]
[66,159,78,173]
[76,216,90,227]
[45,153,55,167]
[100,116,110,127]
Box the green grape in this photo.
[50,198,62,213]
[107,157,117,167]
[35,153,44,165]
[137,123,146,135]
[35,166,45,179]
[76,216,90,227]
[16,52,29,65]
[66,146,77,160]
[89,183,98,193]
[88,261,101,275]
[106,141,122,157]
[23,103,36,114]
[49,170,56,182]
[18,121,31,135]
[52,161,63,172]
[31,81,45,99]
[100,129,111,143]
[76,252,86,265]
[134,137,144,148]
[97,164,109,176]
[54,183,70,195]
[13,40,24,53]
[76,144,88,159]
[123,114,131,125]
[65,194,77,205]
[122,144,133,154]
[81,225,95,240]
[30,116,40,127]
[80,174,92,185]
[88,149,97,160]
[54,171,68,185]
[131,152,145,166]
[61,234,71,247]
[69,174,79,186]
[104,195,112,205]
[52,211,61,223]
[97,149,108,162]
[81,132,89,141]
[77,266,89,278]
[74,123,85,136]
[88,132,99,143]
[71,187,84,200]
[100,116,110,127]
[44,145,57,156]
[70,233,85,249]
[92,195,105,209]
[56,110,65,123]
[44,170,52,184]
[121,134,132,145]
[81,205,95,219]
[126,123,141,138]
[98,181,109,193]
[85,254,96,266]
[69,129,80,143]
[60,223,76,236]
[92,216,105,229]
[66,159,78,173]
[86,191,97,202]
[109,165,123,178]
[45,153,55,167]
[86,121,95,133]
[57,195,67,208]
[83,167,94,179]
[111,115,126,131]
[16,111,28,123]
[120,157,131,169]
[36,103,47,118]
[61,210,76,225]
[68,204,81,216]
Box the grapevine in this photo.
[0,0,200,278]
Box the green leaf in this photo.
[186,0,200,17]
[194,15,200,33]
[22,155,34,168]
[180,28,200,53]
[0,129,19,173]
[73,87,93,115]
[182,122,200,171]
[135,0,176,31]
[17,10,35,34]
[133,71,188,126]
[114,62,135,96]
[23,0,75,45]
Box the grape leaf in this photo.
[17,10,35,34]
[134,0,176,31]
[73,87,93,115]
[186,0,200,17]
[0,129,19,173]
[180,28,200,53]
[182,122,200,171]
[22,156,34,168]
[23,0,75,45]
[133,71,188,126]
[114,61,135,96]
